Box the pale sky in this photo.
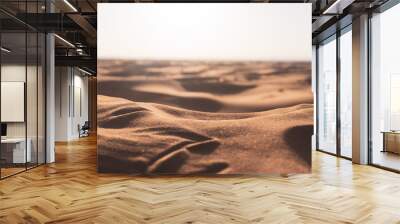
[98,3,311,61]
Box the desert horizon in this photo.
[97,59,313,174]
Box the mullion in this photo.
[36,0,39,168]
[316,44,320,151]
[25,0,28,171]
[336,29,341,157]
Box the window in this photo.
[317,36,337,154]
[316,25,353,159]
[370,3,400,171]
[339,28,352,158]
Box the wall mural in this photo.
[97,3,313,174]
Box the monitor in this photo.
[1,123,7,137]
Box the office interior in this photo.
[0,0,97,179]
[0,0,399,180]
[0,0,400,222]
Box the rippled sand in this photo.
[97,60,313,174]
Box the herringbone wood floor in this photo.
[1,136,400,224]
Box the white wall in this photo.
[55,67,70,141]
[75,73,89,124]
[1,65,35,138]
[71,73,89,138]
[55,67,89,141]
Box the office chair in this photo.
[79,121,90,138]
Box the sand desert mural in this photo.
[97,4,312,174]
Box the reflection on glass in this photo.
[318,37,337,154]
[371,3,400,171]
[340,29,352,158]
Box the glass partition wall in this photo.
[0,31,27,177]
[0,4,46,179]
[370,3,400,171]
[316,26,352,159]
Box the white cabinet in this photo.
[1,138,32,163]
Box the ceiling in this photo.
[0,0,392,74]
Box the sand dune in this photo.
[97,97,313,174]
[97,60,313,174]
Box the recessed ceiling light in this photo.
[78,67,94,76]
[1,47,11,53]
[63,0,78,12]
[323,0,354,15]
[54,34,75,48]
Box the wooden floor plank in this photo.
[0,136,400,223]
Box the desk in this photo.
[1,138,31,163]
[382,131,400,154]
